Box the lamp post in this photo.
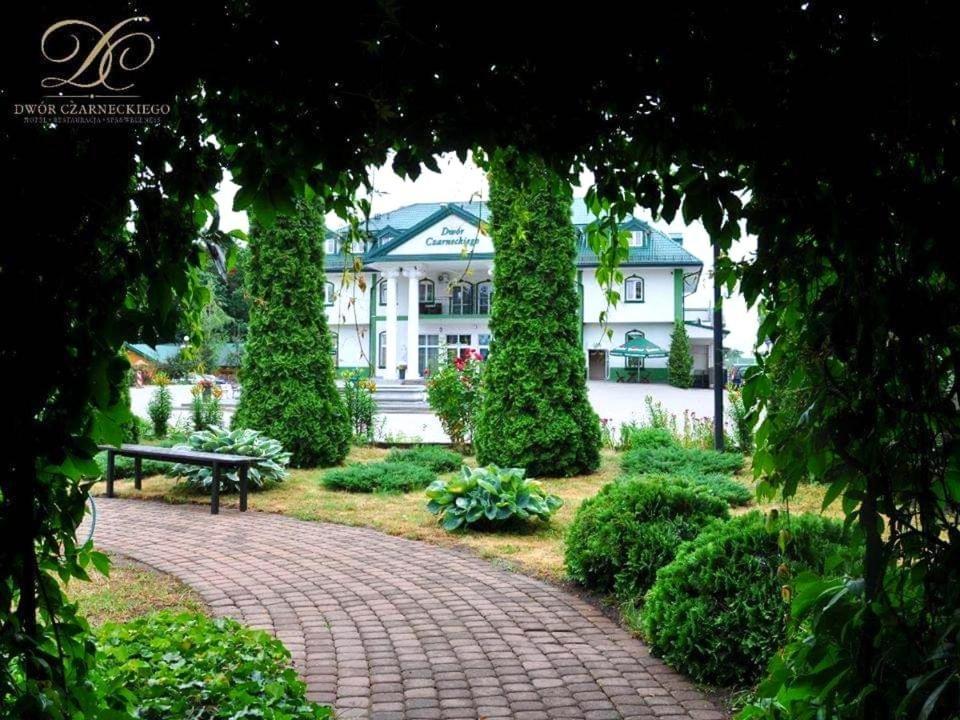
[713,241,725,451]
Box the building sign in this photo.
[425,226,479,247]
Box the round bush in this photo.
[386,446,463,473]
[322,461,434,493]
[642,511,845,687]
[620,425,679,452]
[565,477,729,601]
[676,472,753,507]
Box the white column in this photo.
[404,267,422,379]
[384,269,399,380]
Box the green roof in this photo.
[325,199,703,270]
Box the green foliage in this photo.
[190,384,223,431]
[619,425,678,452]
[322,461,434,493]
[146,383,173,438]
[667,321,694,388]
[425,350,483,448]
[643,512,846,688]
[727,386,755,455]
[92,611,331,718]
[426,465,562,531]
[157,348,196,380]
[233,198,351,468]
[170,427,290,493]
[119,362,139,443]
[621,444,744,476]
[565,477,728,601]
[386,446,463,473]
[676,472,753,507]
[474,148,601,477]
[341,371,377,443]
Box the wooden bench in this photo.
[99,443,256,515]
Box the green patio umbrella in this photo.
[609,335,669,359]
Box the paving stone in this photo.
[92,499,725,720]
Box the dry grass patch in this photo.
[92,446,623,582]
[67,557,207,626]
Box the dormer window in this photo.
[625,275,645,303]
[628,230,648,248]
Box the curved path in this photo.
[93,499,724,720]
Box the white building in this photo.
[325,200,718,384]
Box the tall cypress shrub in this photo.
[474,149,601,477]
[667,320,694,388]
[233,197,350,467]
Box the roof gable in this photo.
[365,204,493,261]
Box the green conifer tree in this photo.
[233,197,350,467]
[667,320,694,388]
[473,148,601,477]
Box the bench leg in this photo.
[106,450,115,498]
[134,457,142,490]
[239,465,249,512]
[211,462,220,515]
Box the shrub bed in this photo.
[386,446,463,473]
[675,472,753,507]
[170,427,290,493]
[621,444,745,477]
[426,465,562,531]
[322,461,434,493]
[565,478,728,600]
[618,425,679,452]
[642,511,846,687]
[94,611,330,718]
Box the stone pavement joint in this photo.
[92,499,726,720]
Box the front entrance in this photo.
[588,349,607,380]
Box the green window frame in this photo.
[476,280,493,314]
[419,278,435,303]
[324,281,336,306]
[377,331,387,368]
[378,279,388,306]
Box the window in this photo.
[450,283,474,315]
[476,281,493,314]
[419,278,435,303]
[418,334,440,375]
[445,334,473,361]
[625,275,645,302]
[329,332,338,364]
[628,229,647,248]
[324,282,336,306]
[378,331,387,369]
[324,236,338,255]
[477,333,492,359]
[378,279,388,306]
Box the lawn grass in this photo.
[91,446,834,582]
[67,557,207,626]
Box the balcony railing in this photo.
[418,297,490,316]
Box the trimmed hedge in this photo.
[565,477,729,601]
[322,461,434,493]
[386,446,463,473]
[642,511,846,687]
[94,612,330,718]
[621,444,744,477]
[233,197,350,468]
[473,148,601,477]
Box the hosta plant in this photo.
[170,427,290,493]
[426,465,563,531]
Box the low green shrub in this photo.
[565,477,728,600]
[93,611,331,718]
[621,444,744,477]
[386,446,463,473]
[170,427,290,493]
[94,452,173,480]
[677,472,753,507]
[619,425,678,452]
[426,465,562,531]
[642,511,846,687]
[322,461,434,493]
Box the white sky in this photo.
[215,152,760,352]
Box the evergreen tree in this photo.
[474,148,601,477]
[667,320,694,388]
[233,197,350,467]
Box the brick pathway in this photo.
[92,499,725,720]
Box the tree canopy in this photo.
[3,3,960,717]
